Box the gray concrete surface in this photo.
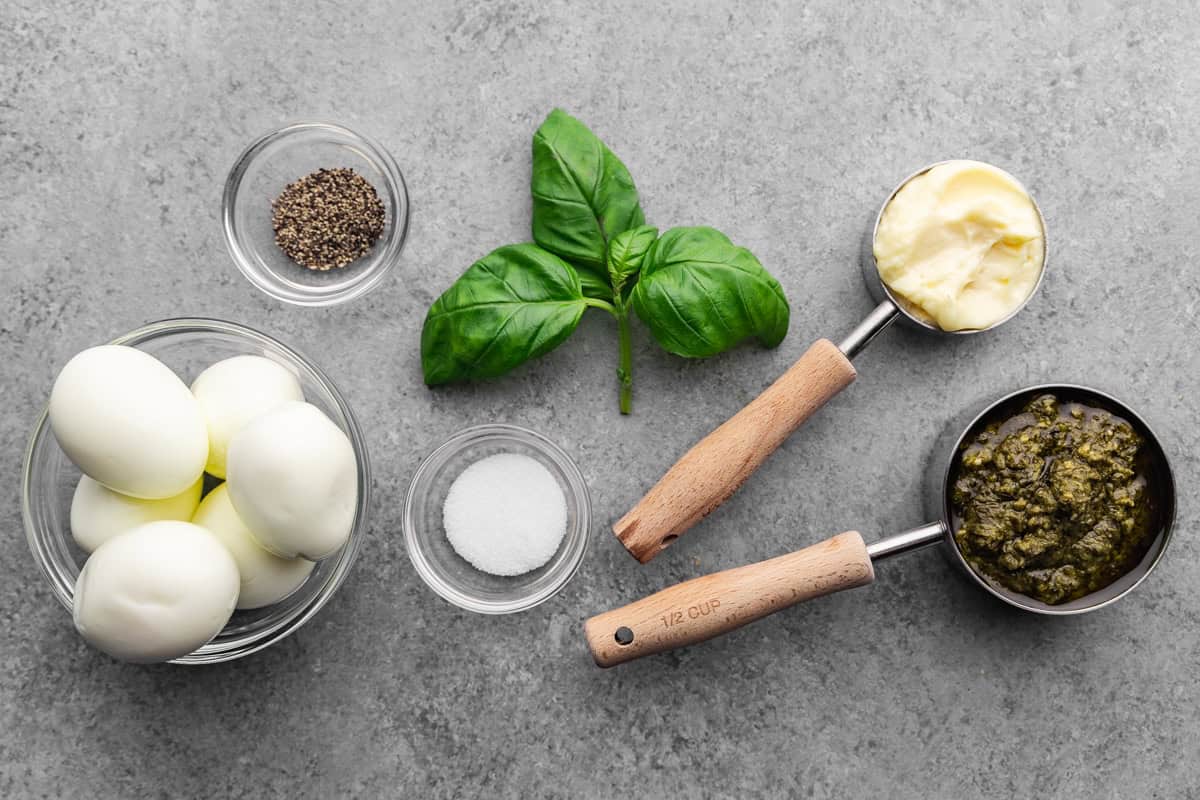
[3,1,1198,797]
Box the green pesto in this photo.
[952,394,1155,605]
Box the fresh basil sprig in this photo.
[421,109,791,413]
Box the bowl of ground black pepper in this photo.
[223,122,409,306]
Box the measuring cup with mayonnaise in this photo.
[613,160,1048,563]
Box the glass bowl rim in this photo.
[403,423,591,615]
[21,316,372,664]
[221,120,410,308]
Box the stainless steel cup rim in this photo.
[932,383,1177,615]
[864,159,1050,335]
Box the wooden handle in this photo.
[584,531,874,667]
[614,339,856,562]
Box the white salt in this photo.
[442,452,568,576]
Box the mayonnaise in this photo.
[873,160,1044,331]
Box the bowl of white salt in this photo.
[403,424,591,614]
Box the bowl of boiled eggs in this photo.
[21,318,370,664]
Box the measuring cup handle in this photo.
[584,531,875,667]
[613,339,857,563]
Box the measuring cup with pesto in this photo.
[585,385,1174,668]
[952,393,1159,604]
[615,159,1047,564]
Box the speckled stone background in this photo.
[3,1,1198,797]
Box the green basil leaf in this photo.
[576,268,614,301]
[607,224,658,295]
[421,244,587,384]
[632,227,789,358]
[531,108,645,293]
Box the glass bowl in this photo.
[404,424,590,614]
[222,121,410,307]
[21,318,371,664]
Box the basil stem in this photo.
[615,304,634,415]
[583,295,633,414]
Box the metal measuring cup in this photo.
[585,384,1174,667]
[613,161,1049,564]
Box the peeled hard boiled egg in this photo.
[192,483,315,610]
[49,345,208,499]
[72,521,239,663]
[70,474,202,553]
[226,401,357,560]
[190,355,304,479]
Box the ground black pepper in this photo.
[271,167,385,271]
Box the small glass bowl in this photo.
[21,318,371,664]
[222,122,410,307]
[404,424,591,614]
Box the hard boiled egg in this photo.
[49,345,208,499]
[73,521,239,663]
[226,401,357,560]
[70,474,202,553]
[190,355,304,479]
[192,483,314,610]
